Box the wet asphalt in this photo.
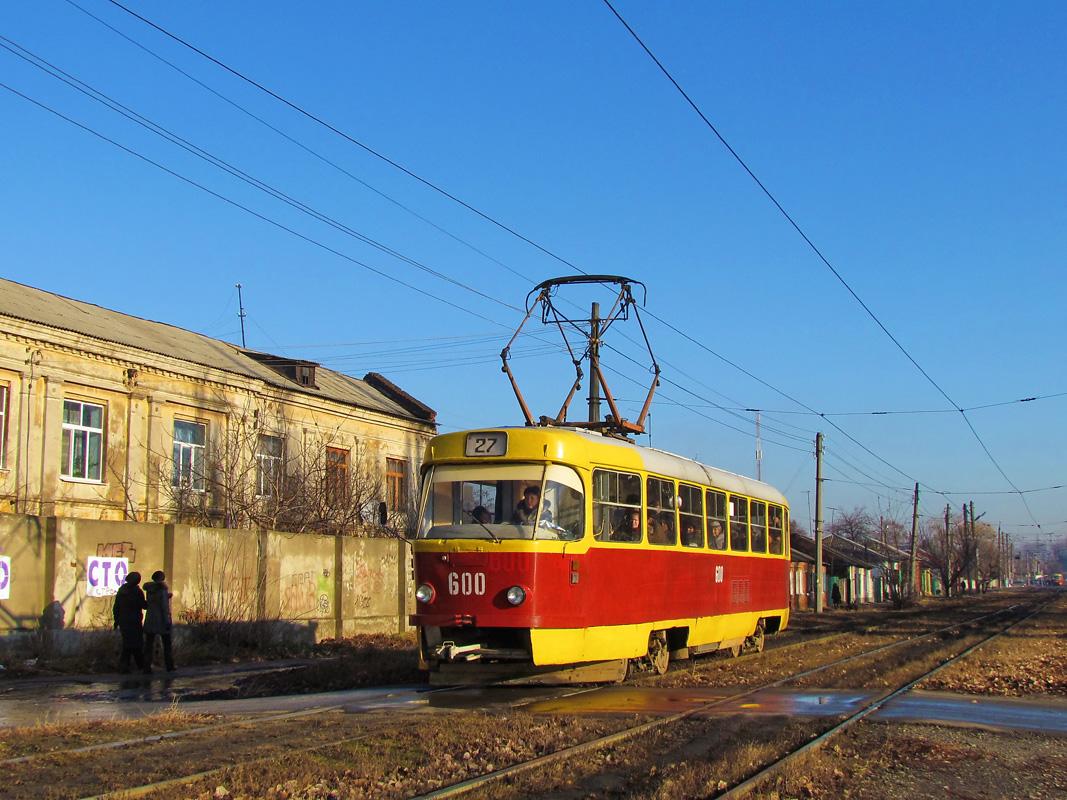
[3,662,1066,735]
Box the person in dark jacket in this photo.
[143,570,176,672]
[113,571,148,673]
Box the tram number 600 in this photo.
[448,571,486,596]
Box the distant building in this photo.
[0,278,435,533]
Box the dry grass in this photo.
[919,593,1067,696]
[185,633,420,700]
[0,707,223,761]
[143,712,639,800]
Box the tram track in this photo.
[0,592,1053,800]
[404,599,1043,799]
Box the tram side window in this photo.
[751,500,767,553]
[706,490,727,550]
[729,496,749,552]
[769,504,785,555]
[593,469,642,543]
[647,477,677,546]
[678,483,704,547]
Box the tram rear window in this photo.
[419,464,584,541]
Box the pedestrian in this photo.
[830,581,842,610]
[113,571,148,673]
[143,570,176,672]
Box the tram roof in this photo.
[439,426,787,507]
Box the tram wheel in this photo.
[745,622,766,654]
[647,631,669,675]
[729,644,742,658]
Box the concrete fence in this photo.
[0,513,413,644]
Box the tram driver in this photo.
[511,485,541,524]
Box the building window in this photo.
[326,447,348,504]
[256,434,283,497]
[173,420,206,492]
[61,399,104,481]
[386,457,407,510]
[0,385,7,469]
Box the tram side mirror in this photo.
[378,501,388,526]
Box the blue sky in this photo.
[2,1,1065,552]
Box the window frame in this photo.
[678,482,704,548]
[769,503,786,555]
[172,419,207,493]
[706,489,728,550]
[61,398,105,483]
[592,468,643,543]
[255,434,284,498]
[0,384,8,470]
[646,476,677,546]
[729,494,750,552]
[751,500,768,553]
[386,457,408,511]
[325,446,349,505]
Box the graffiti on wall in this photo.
[280,568,333,618]
[347,553,394,613]
[97,541,136,562]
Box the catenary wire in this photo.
[18,7,1049,533]
[601,0,1043,531]
[0,35,520,316]
[64,0,536,285]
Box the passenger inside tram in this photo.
[709,521,726,549]
[613,508,642,542]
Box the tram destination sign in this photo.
[465,431,507,457]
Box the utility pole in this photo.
[814,432,824,613]
[236,283,247,348]
[588,302,600,424]
[908,482,919,598]
[962,504,969,593]
[945,505,952,596]
[755,412,763,481]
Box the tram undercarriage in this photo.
[419,619,774,686]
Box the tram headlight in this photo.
[415,583,436,604]
[505,585,527,606]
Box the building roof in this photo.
[0,277,435,425]
[791,532,879,569]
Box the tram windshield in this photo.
[418,463,585,540]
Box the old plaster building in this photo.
[0,278,436,532]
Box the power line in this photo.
[64,0,537,286]
[601,0,1043,531]
[104,0,592,280]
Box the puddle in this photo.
[876,689,1067,734]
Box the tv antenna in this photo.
[236,283,247,348]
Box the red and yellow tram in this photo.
[410,425,790,684]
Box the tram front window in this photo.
[419,464,584,540]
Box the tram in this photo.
[409,425,791,684]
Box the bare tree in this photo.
[157,403,399,537]
[919,512,979,597]
[827,507,875,542]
